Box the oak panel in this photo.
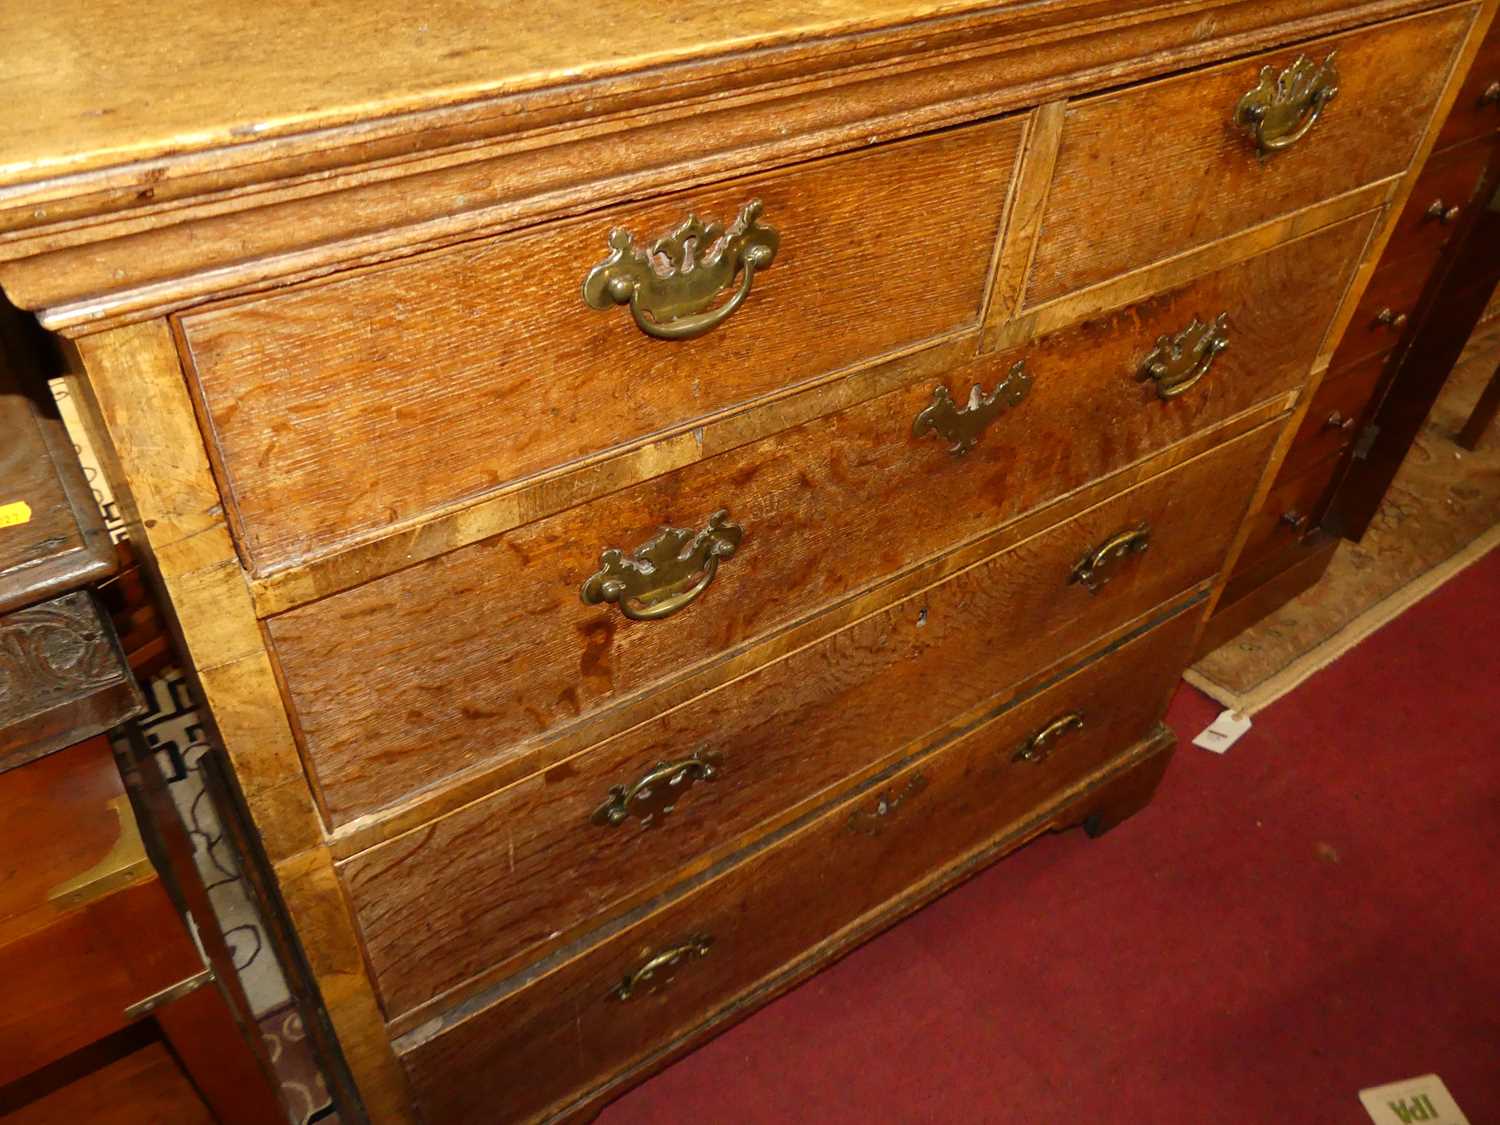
[265,214,1363,829]
[1025,7,1471,305]
[396,611,1196,1124]
[344,422,1275,1019]
[178,119,1022,574]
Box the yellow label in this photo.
[0,500,33,529]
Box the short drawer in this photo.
[1231,452,1346,580]
[341,421,1275,1021]
[1326,251,1440,372]
[1024,6,1470,305]
[269,218,1368,829]
[395,608,1195,1124]
[1281,351,1388,476]
[1383,138,1492,260]
[176,119,1023,574]
[1433,23,1500,153]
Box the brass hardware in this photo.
[1013,712,1086,765]
[1375,308,1408,330]
[1235,53,1339,154]
[592,747,723,828]
[1425,199,1462,225]
[1070,524,1151,593]
[581,510,742,622]
[48,794,153,910]
[611,937,713,1001]
[847,773,930,836]
[123,967,214,1021]
[1324,411,1356,432]
[1481,81,1500,107]
[582,201,778,341]
[1282,510,1310,533]
[912,360,1032,455]
[1137,314,1230,400]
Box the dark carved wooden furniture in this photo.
[1,2,1496,1120]
[0,309,286,1124]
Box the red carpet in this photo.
[603,547,1500,1124]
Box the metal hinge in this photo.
[123,967,214,1021]
[1353,422,1381,460]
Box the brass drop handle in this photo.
[1013,712,1085,765]
[1375,308,1408,330]
[592,747,722,828]
[1425,199,1462,225]
[912,360,1032,455]
[611,937,713,1001]
[1070,524,1151,594]
[1480,81,1500,108]
[582,201,779,341]
[1138,314,1230,400]
[1235,53,1340,154]
[1324,411,1356,432]
[581,510,742,622]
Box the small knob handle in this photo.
[1425,199,1461,225]
[1375,308,1408,330]
[1324,411,1356,432]
[1480,81,1499,107]
[1282,510,1310,533]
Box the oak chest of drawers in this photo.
[2,2,1493,1120]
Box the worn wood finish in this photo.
[176,122,1021,574]
[344,421,1274,1021]
[329,397,1288,861]
[0,307,113,611]
[0,592,142,772]
[61,322,414,1123]
[397,616,1192,1124]
[245,188,1379,622]
[1025,7,1473,306]
[0,2,1462,335]
[269,219,1361,829]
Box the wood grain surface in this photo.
[268,217,1361,830]
[1432,16,1500,152]
[178,120,1021,574]
[341,420,1274,1020]
[1025,6,1472,305]
[395,613,1194,1124]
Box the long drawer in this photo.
[1024,6,1470,305]
[268,217,1368,829]
[395,607,1198,1125]
[342,420,1276,1020]
[175,119,1023,574]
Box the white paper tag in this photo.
[1359,1074,1470,1125]
[1191,708,1251,754]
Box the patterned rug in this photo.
[1188,312,1500,713]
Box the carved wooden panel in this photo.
[0,591,142,771]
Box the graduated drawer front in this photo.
[1327,251,1440,372]
[1433,21,1500,152]
[176,118,1023,575]
[1282,351,1387,477]
[1024,6,1471,307]
[268,217,1366,829]
[1383,138,1493,260]
[342,421,1277,1021]
[396,608,1199,1125]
